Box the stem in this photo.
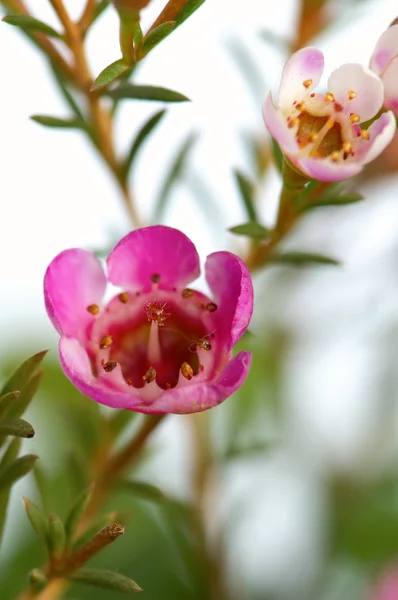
[16,414,165,600]
[190,414,230,600]
[245,160,308,271]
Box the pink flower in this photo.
[44,226,253,414]
[370,566,398,600]
[263,48,396,182]
[370,25,398,116]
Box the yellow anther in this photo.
[288,118,299,129]
[308,133,318,143]
[143,366,156,384]
[303,79,313,88]
[295,101,305,111]
[342,142,352,153]
[361,129,370,140]
[181,362,194,381]
[118,292,128,303]
[99,335,113,350]
[87,304,100,315]
[182,288,194,298]
[205,302,218,312]
[197,337,212,351]
[325,92,335,102]
[348,90,357,100]
[350,113,360,123]
[103,361,117,373]
[330,151,340,162]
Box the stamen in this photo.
[182,288,194,298]
[361,130,370,140]
[205,302,217,312]
[308,133,318,143]
[197,337,212,351]
[342,142,352,153]
[181,362,194,381]
[143,366,156,384]
[334,103,343,112]
[100,335,113,349]
[118,292,128,303]
[295,101,305,111]
[87,304,100,315]
[325,92,335,102]
[330,151,340,162]
[151,274,160,284]
[350,113,360,123]
[199,364,204,372]
[303,79,312,88]
[288,118,299,129]
[348,90,356,100]
[103,361,118,372]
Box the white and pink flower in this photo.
[263,48,396,182]
[44,226,253,414]
[370,24,398,116]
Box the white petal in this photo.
[328,63,384,121]
[370,25,398,75]
[278,47,324,111]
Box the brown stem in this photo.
[16,415,165,600]
[190,414,230,600]
[78,0,96,35]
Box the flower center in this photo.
[286,87,370,162]
[88,287,219,392]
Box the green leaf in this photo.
[0,418,34,438]
[271,138,284,174]
[3,371,42,423]
[64,484,93,545]
[0,455,38,490]
[233,170,257,222]
[3,14,62,38]
[31,115,85,129]
[0,350,47,398]
[120,480,168,503]
[107,83,190,103]
[48,514,66,556]
[175,0,206,26]
[0,391,20,420]
[0,438,22,546]
[22,497,50,542]
[304,192,365,210]
[91,59,130,91]
[141,21,176,55]
[269,251,341,267]
[229,222,270,240]
[123,109,166,177]
[153,132,197,221]
[69,568,142,593]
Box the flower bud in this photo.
[111,0,151,14]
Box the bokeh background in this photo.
[2,0,398,599]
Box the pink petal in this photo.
[380,55,398,114]
[328,64,384,121]
[135,351,252,414]
[44,249,106,339]
[370,25,398,75]
[278,47,324,111]
[355,111,396,165]
[262,93,299,154]
[205,252,253,353]
[107,226,200,292]
[59,336,141,409]
[370,567,398,600]
[298,157,363,182]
